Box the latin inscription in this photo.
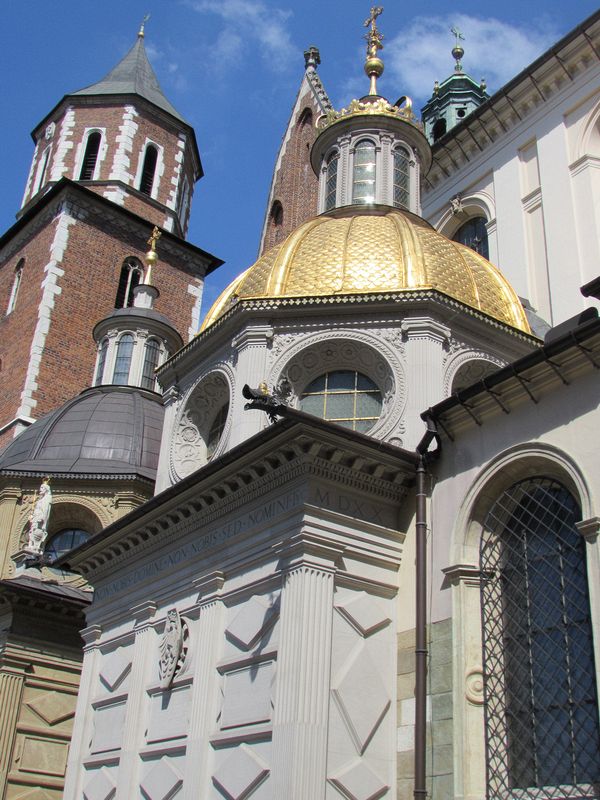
[95,488,305,601]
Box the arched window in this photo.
[352,140,376,205]
[325,152,339,211]
[432,118,447,142]
[141,338,161,391]
[453,216,489,260]
[206,401,229,458]
[480,477,600,798]
[139,144,158,196]
[33,147,51,195]
[45,528,90,561]
[79,132,101,180]
[393,147,410,210]
[113,334,134,385]
[115,258,144,308]
[271,201,283,228]
[94,338,109,386]
[299,370,382,432]
[6,259,24,315]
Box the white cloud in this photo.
[189,0,294,68]
[384,14,560,106]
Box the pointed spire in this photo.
[72,32,186,123]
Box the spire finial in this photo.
[138,13,150,39]
[144,226,161,285]
[450,25,465,72]
[363,6,385,96]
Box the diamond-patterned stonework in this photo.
[83,767,116,800]
[27,691,75,726]
[140,757,182,800]
[333,646,391,754]
[330,760,388,800]
[99,650,131,692]
[212,744,270,799]
[336,592,391,637]
[225,595,278,651]
[13,789,55,800]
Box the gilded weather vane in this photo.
[450,26,465,46]
[450,25,465,72]
[138,13,151,38]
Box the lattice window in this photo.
[94,338,109,386]
[300,370,382,432]
[113,333,134,385]
[352,140,376,205]
[325,152,338,211]
[393,147,410,210]
[141,338,160,391]
[480,477,600,800]
[453,216,489,259]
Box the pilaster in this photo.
[229,325,273,448]
[0,485,22,578]
[183,572,225,799]
[271,537,340,798]
[0,657,27,789]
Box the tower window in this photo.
[33,146,51,195]
[112,334,134,385]
[325,152,339,211]
[79,131,101,180]
[393,147,410,210]
[271,201,283,227]
[94,338,109,386]
[432,119,447,141]
[352,140,376,205]
[141,338,161,391]
[453,216,489,260]
[481,477,600,798]
[115,258,144,308]
[139,145,159,196]
[299,370,382,432]
[6,259,24,315]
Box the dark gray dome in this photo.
[0,387,164,480]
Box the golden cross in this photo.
[139,13,151,37]
[147,226,161,252]
[364,6,384,31]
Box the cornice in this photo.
[62,422,415,581]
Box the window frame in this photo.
[352,138,377,206]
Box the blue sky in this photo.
[1,1,598,319]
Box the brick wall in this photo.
[261,96,321,253]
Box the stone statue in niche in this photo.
[159,608,184,690]
[26,479,52,554]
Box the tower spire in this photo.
[363,6,385,96]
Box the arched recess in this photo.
[436,193,495,238]
[445,444,596,800]
[444,353,505,396]
[170,368,233,480]
[571,100,600,283]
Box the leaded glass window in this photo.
[325,152,338,211]
[453,216,489,259]
[207,402,229,458]
[299,371,382,432]
[113,334,134,385]
[393,147,410,210]
[352,140,376,205]
[45,528,90,560]
[480,477,600,800]
[94,338,109,386]
[141,338,160,391]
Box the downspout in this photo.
[414,417,441,800]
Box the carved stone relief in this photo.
[158,609,189,690]
[171,366,233,481]
[443,346,506,396]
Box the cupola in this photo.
[310,8,432,215]
[421,27,489,144]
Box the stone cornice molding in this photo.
[232,324,274,352]
[273,532,345,573]
[442,563,483,587]
[400,317,451,343]
[570,153,600,177]
[66,425,414,584]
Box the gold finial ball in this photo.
[146,249,158,266]
[365,56,384,78]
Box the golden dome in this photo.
[201,206,530,333]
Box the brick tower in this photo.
[0,25,221,450]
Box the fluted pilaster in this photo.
[0,662,25,788]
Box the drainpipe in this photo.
[414,418,441,800]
